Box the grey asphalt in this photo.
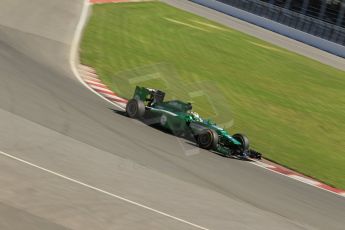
[0,0,344,230]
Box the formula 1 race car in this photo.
[125,86,262,160]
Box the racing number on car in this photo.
[160,114,167,126]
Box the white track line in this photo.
[0,150,209,230]
[69,0,124,111]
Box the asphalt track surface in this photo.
[0,0,344,229]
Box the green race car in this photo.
[125,86,262,160]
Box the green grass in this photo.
[80,2,345,189]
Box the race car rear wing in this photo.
[133,86,165,106]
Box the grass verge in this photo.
[80,2,345,189]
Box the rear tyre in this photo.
[126,99,145,119]
[197,129,219,150]
[232,133,250,155]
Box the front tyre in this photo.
[126,99,145,119]
[232,133,250,156]
[197,129,219,150]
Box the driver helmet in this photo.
[191,111,203,122]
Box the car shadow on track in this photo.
[110,108,247,161]
[110,108,194,139]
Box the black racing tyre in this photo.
[232,133,250,154]
[126,99,145,119]
[197,129,219,150]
